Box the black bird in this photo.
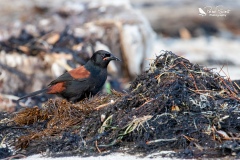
[18,50,121,102]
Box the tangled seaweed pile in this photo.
[1,51,240,158]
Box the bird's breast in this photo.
[89,69,107,88]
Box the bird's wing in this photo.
[49,66,91,85]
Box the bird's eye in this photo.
[101,53,110,59]
[105,53,110,57]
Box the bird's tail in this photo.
[17,88,49,101]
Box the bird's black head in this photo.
[90,50,121,68]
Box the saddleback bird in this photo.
[18,50,121,102]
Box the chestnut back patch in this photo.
[69,66,90,79]
[48,82,66,94]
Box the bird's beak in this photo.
[104,54,121,61]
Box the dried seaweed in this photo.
[1,51,240,158]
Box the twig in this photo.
[135,99,154,111]
[95,141,101,153]
[188,88,215,99]
[234,81,240,91]
[146,138,177,145]
[219,77,238,98]
[182,135,198,142]
[95,100,115,110]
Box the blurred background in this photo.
[0,0,239,111]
